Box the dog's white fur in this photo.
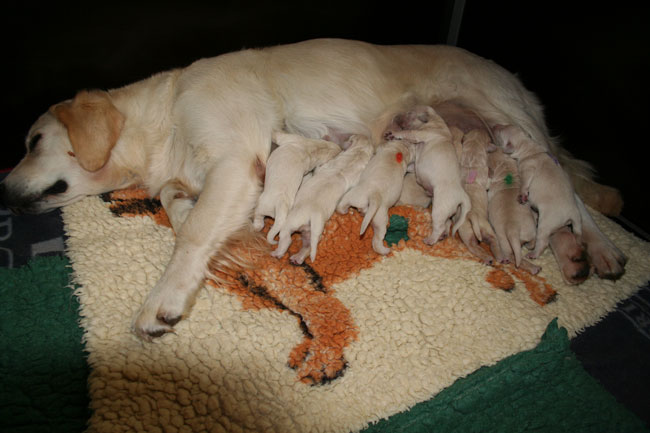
[494,124,583,260]
[337,139,414,255]
[271,135,374,264]
[254,131,341,244]
[386,105,471,245]
[0,39,627,339]
[487,148,541,274]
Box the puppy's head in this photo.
[393,105,437,130]
[1,90,125,214]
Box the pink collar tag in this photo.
[466,169,477,184]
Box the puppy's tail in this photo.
[360,192,381,235]
[266,203,289,244]
[451,193,471,237]
[506,227,523,267]
[309,215,325,263]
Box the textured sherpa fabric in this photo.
[363,319,648,433]
[0,256,90,433]
[63,189,650,433]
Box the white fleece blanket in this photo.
[63,189,650,433]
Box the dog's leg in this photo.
[133,161,263,339]
[549,226,591,284]
[575,195,627,279]
[160,180,196,233]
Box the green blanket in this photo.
[1,257,646,432]
[0,256,89,433]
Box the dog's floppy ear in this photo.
[52,90,125,172]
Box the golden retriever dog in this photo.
[0,39,627,340]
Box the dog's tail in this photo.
[553,143,623,216]
[360,192,381,235]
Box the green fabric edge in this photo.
[0,256,90,433]
[362,318,648,433]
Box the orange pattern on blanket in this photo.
[102,188,557,385]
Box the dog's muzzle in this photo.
[0,180,67,215]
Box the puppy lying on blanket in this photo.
[271,135,374,264]
[493,124,582,260]
[254,131,341,244]
[337,139,414,255]
[0,39,627,338]
[386,105,471,245]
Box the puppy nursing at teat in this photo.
[271,135,374,264]
[253,131,342,244]
[493,124,583,260]
[385,105,471,245]
[452,127,501,265]
[337,139,415,255]
[487,148,541,275]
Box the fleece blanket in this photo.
[62,188,650,432]
[0,256,89,433]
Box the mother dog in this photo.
[0,39,626,340]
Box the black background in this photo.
[5,1,649,234]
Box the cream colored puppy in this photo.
[454,128,500,265]
[396,172,431,208]
[493,124,582,259]
[386,105,470,245]
[254,131,341,243]
[271,135,374,264]
[487,148,541,274]
[337,139,414,255]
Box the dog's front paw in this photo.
[132,288,187,341]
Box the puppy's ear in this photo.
[52,90,125,172]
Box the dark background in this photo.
[5,1,649,235]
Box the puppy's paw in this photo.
[383,130,396,141]
[525,251,539,260]
[252,216,265,232]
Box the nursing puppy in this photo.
[253,131,341,244]
[487,148,541,274]
[271,135,374,264]
[337,139,414,255]
[397,172,431,208]
[386,105,470,245]
[454,128,500,265]
[494,124,582,260]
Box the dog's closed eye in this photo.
[43,179,68,196]
[28,133,42,153]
